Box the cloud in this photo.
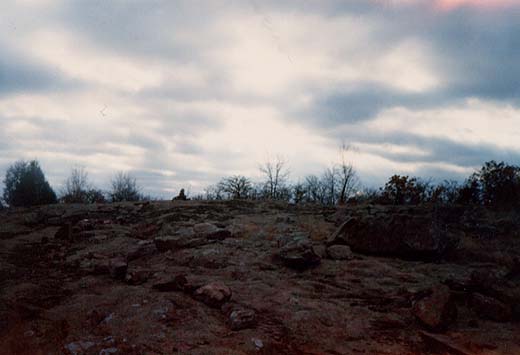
[0,0,518,197]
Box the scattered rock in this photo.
[471,293,512,322]
[194,281,232,308]
[326,245,354,260]
[277,240,321,270]
[413,285,457,330]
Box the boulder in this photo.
[326,245,354,260]
[413,285,457,330]
[277,240,321,270]
[194,281,232,308]
[471,293,512,322]
[328,210,458,260]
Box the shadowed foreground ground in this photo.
[1,200,519,354]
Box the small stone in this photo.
[194,281,232,308]
[252,338,264,349]
[228,308,257,330]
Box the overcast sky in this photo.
[1,0,519,197]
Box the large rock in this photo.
[193,223,231,240]
[328,210,458,259]
[155,223,231,252]
[277,240,321,270]
[194,281,232,308]
[413,285,457,330]
[471,293,512,322]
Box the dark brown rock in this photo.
[55,223,72,240]
[125,269,151,285]
[152,275,188,292]
[108,258,127,280]
[413,285,457,330]
[277,240,321,270]
[328,209,458,260]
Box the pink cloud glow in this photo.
[435,0,519,10]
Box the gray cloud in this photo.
[1,0,519,197]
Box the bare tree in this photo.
[218,175,252,199]
[110,172,141,202]
[259,155,290,200]
[337,144,359,204]
[61,167,90,203]
[322,167,338,205]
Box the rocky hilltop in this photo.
[1,200,519,354]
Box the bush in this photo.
[465,161,520,208]
[60,167,105,203]
[379,175,429,205]
[217,175,252,199]
[2,160,57,207]
[110,172,141,202]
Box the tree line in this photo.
[2,156,520,210]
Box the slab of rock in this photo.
[471,293,512,322]
[413,285,457,330]
[328,210,458,260]
[154,233,208,251]
[127,240,157,261]
[193,223,231,240]
[194,281,232,308]
[326,245,354,260]
[277,240,321,270]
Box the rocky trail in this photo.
[1,200,519,354]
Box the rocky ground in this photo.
[1,200,519,355]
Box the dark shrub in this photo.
[3,160,57,207]
[110,172,141,202]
